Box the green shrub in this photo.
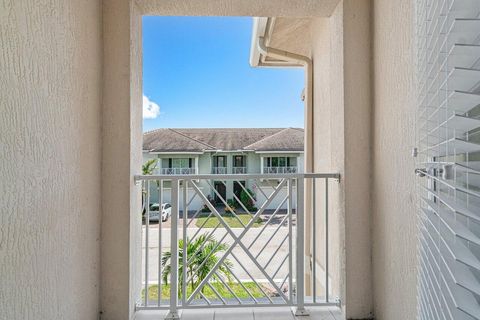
[240,189,256,211]
[225,199,236,212]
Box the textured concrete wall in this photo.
[101,0,143,319]
[136,0,340,17]
[371,1,418,319]
[342,2,373,318]
[310,14,337,302]
[0,0,102,319]
[310,1,373,318]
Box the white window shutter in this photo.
[416,0,480,319]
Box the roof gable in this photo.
[143,128,304,153]
[243,128,304,151]
[143,128,215,152]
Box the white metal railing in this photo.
[263,166,297,174]
[232,167,247,174]
[161,168,196,175]
[136,173,340,319]
[212,167,228,174]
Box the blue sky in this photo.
[142,16,304,132]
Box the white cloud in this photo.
[143,95,161,119]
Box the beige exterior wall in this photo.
[341,2,373,318]
[309,2,418,319]
[371,1,418,319]
[309,1,373,318]
[101,1,143,319]
[0,1,103,319]
[1,1,419,319]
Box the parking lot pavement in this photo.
[141,221,295,284]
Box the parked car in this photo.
[147,203,172,222]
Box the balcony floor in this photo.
[135,307,343,320]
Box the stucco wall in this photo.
[247,153,260,173]
[341,2,373,318]
[101,1,143,319]
[0,0,419,319]
[371,1,418,319]
[136,0,340,17]
[310,1,373,318]
[198,153,211,174]
[310,14,347,312]
[0,0,102,319]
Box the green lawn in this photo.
[143,282,266,300]
[195,214,263,228]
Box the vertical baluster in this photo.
[325,178,329,303]
[158,179,163,306]
[294,177,308,315]
[312,178,317,303]
[288,178,293,304]
[144,180,150,306]
[167,179,179,320]
[182,180,188,305]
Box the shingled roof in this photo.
[143,128,304,153]
[244,128,304,151]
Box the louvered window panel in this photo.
[416,0,480,319]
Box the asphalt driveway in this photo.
[141,218,295,284]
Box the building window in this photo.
[233,155,246,167]
[168,158,193,168]
[263,156,297,173]
[264,156,293,167]
[213,156,227,167]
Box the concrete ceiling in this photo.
[266,17,314,58]
[136,0,340,17]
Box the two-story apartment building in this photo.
[143,128,303,210]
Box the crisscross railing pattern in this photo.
[137,173,340,319]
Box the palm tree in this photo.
[142,159,158,175]
[161,234,233,298]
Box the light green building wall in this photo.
[142,151,303,209]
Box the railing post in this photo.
[182,180,188,305]
[312,178,317,303]
[288,178,293,304]
[144,180,150,307]
[293,177,309,316]
[158,179,163,306]
[165,178,180,320]
[325,178,329,303]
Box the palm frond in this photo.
[161,233,233,298]
[142,159,158,175]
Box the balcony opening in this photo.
[137,15,341,320]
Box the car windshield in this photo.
[162,203,171,209]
